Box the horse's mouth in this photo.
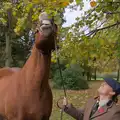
[40,20,53,37]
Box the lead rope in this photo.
[54,39,67,120]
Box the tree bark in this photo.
[5,8,13,67]
[117,69,119,81]
[94,67,97,80]
[5,32,12,67]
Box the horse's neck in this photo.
[21,45,51,89]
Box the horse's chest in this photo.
[26,89,52,105]
[25,90,52,116]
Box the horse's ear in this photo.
[35,28,39,34]
[54,24,58,33]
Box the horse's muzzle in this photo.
[39,12,54,37]
[40,20,53,37]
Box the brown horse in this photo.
[0,12,57,120]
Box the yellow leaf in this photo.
[51,59,56,63]
[32,0,40,3]
[59,1,69,7]
[24,0,29,4]
[14,27,20,35]
[90,0,97,7]
[100,39,104,45]
[62,2,69,6]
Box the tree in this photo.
[0,0,83,67]
[54,0,120,80]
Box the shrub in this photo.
[52,65,89,90]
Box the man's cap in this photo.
[103,77,120,95]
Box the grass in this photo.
[91,78,104,80]
[50,81,102,120]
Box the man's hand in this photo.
[57,97,68,109]
[63,97,68,106]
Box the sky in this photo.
[63,0,91,27]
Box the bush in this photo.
[50,62,66,79]
[52,65,89,90]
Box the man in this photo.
[58,77,120,120]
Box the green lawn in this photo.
[50,81,102,120]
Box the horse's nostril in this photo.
[40,25,52,31]
[40,24,53,37]
[40,20,52,32]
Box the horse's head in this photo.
[35,12,57,54]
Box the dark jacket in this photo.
[63,97,120,120]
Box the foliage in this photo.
[0,34,6,67]
[11,33,33,67]
[0,0,83,67]
[52,64,89,90]
[50,60,66,79]
[55,0,120,74]
[0,0,83,35]
[0,0,120,75]
[0,32,32,67]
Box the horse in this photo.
[0,12,57,120]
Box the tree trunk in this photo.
[87,72,89,81]
[5,32,12,67]
[90,71,91,81]
[117,58,120,82]
[117,68,120,81]
[94,67,97,80]
[5,8,12,67]
[87,67,91,81]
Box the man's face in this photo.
[98,82,115,96]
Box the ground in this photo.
[50,81,102,120]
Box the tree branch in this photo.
[104,11,120,14]
[86,21,120,36]
[99,2,120,3]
